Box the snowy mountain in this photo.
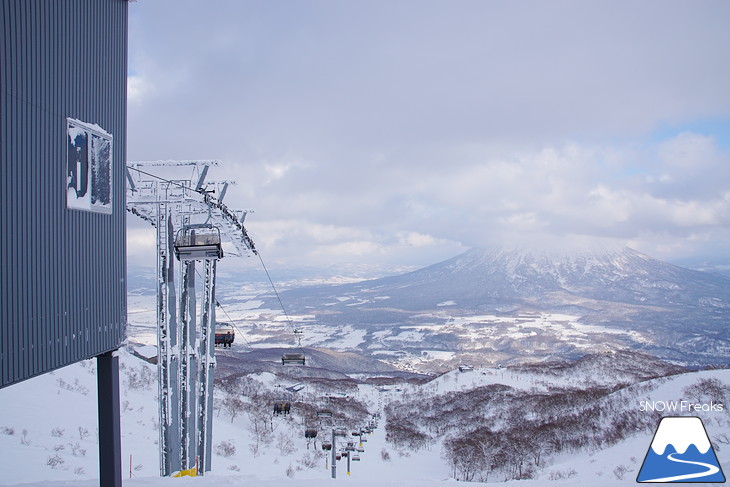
[277,246,730,313]
[252,247,730,367]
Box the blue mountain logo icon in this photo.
[637,416,725,483]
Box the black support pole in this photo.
[332,429,336,479]
[97,350,122,487]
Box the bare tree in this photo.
[684,378,728,405]
[223,395,245,423]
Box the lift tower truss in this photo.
[126,161,256,476]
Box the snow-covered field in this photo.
[1,344,729,487]
[127,291,651,374]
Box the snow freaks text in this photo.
[639,401,724,413]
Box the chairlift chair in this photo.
[273,401,291,415]
[352,455,361,461]
[174,224,223,261]
[322,441,332,451]
[316,409,333,418]
[214,324,235,347]
[304,428,318,439]
[281,352,306,366]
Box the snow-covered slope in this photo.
[1,346,728,487]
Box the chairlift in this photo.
[335,454,342,461]
[356,447,364,453]
[322,441,332,451]
[273,401,291,415]
[281,352,306,366]
[341,451,349,458]
[352,455,361,461]
[304,428,318,439]
[174,224,223,261]
[334,428,347,437]
[316,409,333,418]
[214,324,235,347]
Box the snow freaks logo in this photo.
[640,401,724,413]
[636,416,725,483]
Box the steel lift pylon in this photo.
[126,160,256,476]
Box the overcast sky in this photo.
[126,0,730,272]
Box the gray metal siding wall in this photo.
[1,0,128,388]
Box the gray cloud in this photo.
[127,0,730,268]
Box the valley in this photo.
[130,246,730,373]
[7,245,721,485]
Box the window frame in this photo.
[66,118,113,214]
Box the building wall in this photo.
[1,0,128,388]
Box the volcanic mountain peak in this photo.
[438,245,651,276]
[407,245,727,295]
[279,245,729,312]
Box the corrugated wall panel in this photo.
[1,0,128,388]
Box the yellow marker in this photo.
[171,466,198,477]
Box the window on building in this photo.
[67,118,113,213]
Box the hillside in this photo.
[1,346,728,486]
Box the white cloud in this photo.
[126,226,156,267]
[658,132,718,170]
[397,232,437,248]
[311,241,384,258]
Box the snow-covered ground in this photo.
[127,291,651,375]
[1,345,729,487]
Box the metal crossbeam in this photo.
[127,166,255,258]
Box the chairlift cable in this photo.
[256,252,305,352]
[178,251,254,350]
[215,299,253,349]
[186,266,252,349]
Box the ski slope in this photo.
[1,347,728,487]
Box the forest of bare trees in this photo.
[384,372,730,482]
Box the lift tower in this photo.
[126,161,256,476]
